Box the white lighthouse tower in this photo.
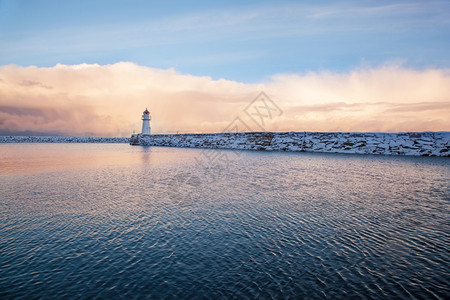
[141,108,151,135]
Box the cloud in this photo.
[0,62,448,136]
[18,80,53,89]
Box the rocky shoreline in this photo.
[1,132,449,157]
[131,131,450,157]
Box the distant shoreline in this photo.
[0,136,130,143]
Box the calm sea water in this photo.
[1,143,449,299]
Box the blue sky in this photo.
[1,0,449,82]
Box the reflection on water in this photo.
[0,143,195,174]
[1,144,449,299]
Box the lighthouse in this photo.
[141,108,151,135]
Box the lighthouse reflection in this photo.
[140,146,152,165]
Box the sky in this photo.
[0,0,449,136]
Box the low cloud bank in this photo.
[0,62,448,136]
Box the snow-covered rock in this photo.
[2,132,448,157]
[131,132,450,157]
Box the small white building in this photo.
[141,108,151,135]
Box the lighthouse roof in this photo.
[143,108,150,114]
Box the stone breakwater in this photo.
[0,136,130,143]
[1,133,448,156]
[132,132,450,157]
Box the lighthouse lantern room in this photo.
[141,108,151,135]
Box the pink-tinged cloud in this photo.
[0,62,449,136]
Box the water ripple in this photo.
[1,145,449,299]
